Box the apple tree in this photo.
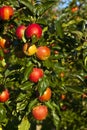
[0,0,87,130]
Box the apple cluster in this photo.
[0,5,51,121]
[15,21,51,121]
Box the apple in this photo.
[36,46,51,60]
[38,87,52,102]
[29,68,44,83]
[23,43,37,56]
[0,89,10,102]
[25,23,42,38]
[16,25,26,39]
[32,105,48,120]
[0,6,14,20]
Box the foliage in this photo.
[0,0,87,130]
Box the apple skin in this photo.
[25,23,42,38]
[23,43,37,56]
[29,68,44,83]
[32,105,48,120]
[0,6,14,20]
[0,89,10,102]
[16,25,26,39]
[38,87,52,102]
[36,46,51,60]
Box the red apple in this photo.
[0,89,10,102]
[36,46,51,60]
[25,23,42,38]
[29,68,44,83]
[38,87,52,102]
[32,105,48,120]
[16,25,26,39]
[0,6,14,20]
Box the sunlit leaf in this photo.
[0,104,7,122]
[19,0,34,15]
[18,117,30,130]
[36,1,57,16]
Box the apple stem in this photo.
[36,124,42,130]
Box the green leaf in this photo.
[52,102,61,114]
[16,100,28,112]
[4,69,11,77]
[16,93,26,102]
[43,59,53,69]
[38,76,49,96]
[45,101,61,130]
[62,20,76,27]
[20,81,34,91]
[55,20,64,38]
[22,64,33,83]
[45,101,55,110]
[36,1,57,16]
[19,0,34,15]
[18,116,30,130]
[0,104,7,122]
[71,74,86,87]
[6,0,20,7]
[0,49,4,57]
[0,73,3,78]
[66,85,83,94]
[27,99,38,113]
[65,74,85,94]
[71,31,83,39]
[51,110,60,130]
[45,101,61,129]
[36,18,47,25]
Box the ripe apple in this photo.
[23,43,37,56]
[38,87,52,102]
[16,25,26,39]
[0,89,10,102]
[29,68,44,83]
[25,23,42,38]
[32,105,48,120]
[36,46,51,60]
[0,37,11,49]
[0,6,14,20]
[0,37,6,48]
[71,7,79,13]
